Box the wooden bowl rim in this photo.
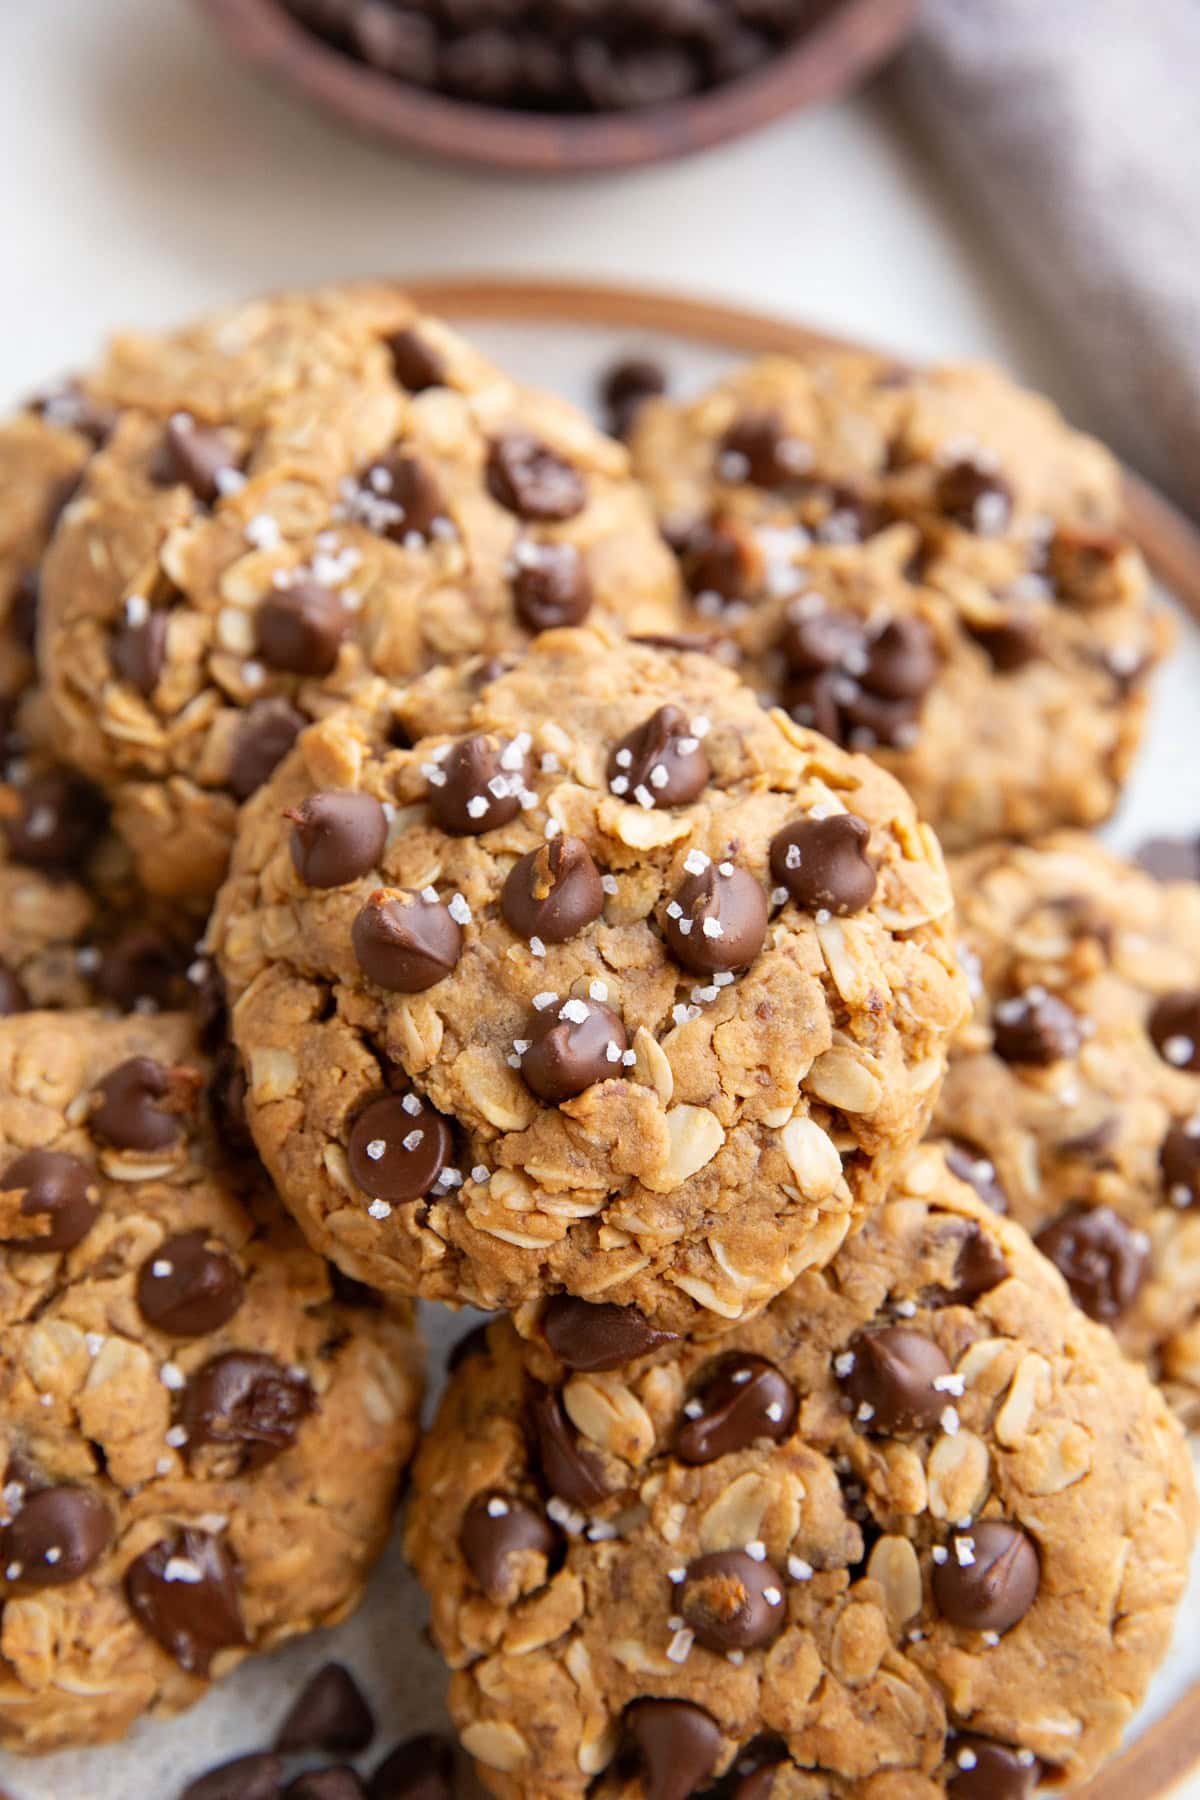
[195,0,920,172]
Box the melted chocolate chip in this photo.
[935,459,1014,536]
[230,699,305,801]
[599,355,666,438]
[624,1699,722,1800]
[679,1549,786,1651]
[1162,1119,1200,1209]
[387,328,447,393]
[679,515,761,602]
[1,1485,111,1587]
[932,1520,1039,1633]
[90,1055,191,1151]
[0,1149,99,1252]
[502,836,604,944]
[944,1143,1008,1213]
[0,959,29,1016]
[347,1093,452,1202]
[941,1223,1010,1304]
[287,1769,365,1800]
[512,542,593,632]
[607,704,710,809]
[427,732,532,836]
[256,581,349,676]
[180,1351,314,1471]
[1148,991,1200,1071]
[112,603,169,697]
[946,1736,1041,1800]
[3,770,107,870]
[181,1752,284,1800]
[769,813,877,916]
[675,1355,797,1464]
[362,451,447,543]
[542,1297,675,1372]
[366,1733,455,1800]
[486,433,586,521]
[719,412,809,488]
[276,1660,375,1754]
[968,612,1043,673]
[663,856,767,974]
[353,889,462,992]
[992,989,1083,1066]
[520,997,627,1102]
[153,418,241,503]
[94,923,188,1012]
[531,1385,611,1507]
[289,790,388,888]
[460,1490,559,1602]
[136,1231,244,1337]
[1035,1206,1149,1322]
[125,1527,246,1675]
[841,1327,952,1433]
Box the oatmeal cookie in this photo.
[37,282,684,902]
[630,356,1169,849]
[212,626,965,1330]
[0,1010,421,1752]
[405,1142,1195,1800]
[934,832,1200,1419]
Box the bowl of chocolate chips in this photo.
[196,0,918,171]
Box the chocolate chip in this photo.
[361,451,448,543]
[256,581,349,676]
[1136,836,1200,883]
[125,1527,246,1675]
[862,616,938,700]
[781,605,936,748]
[353,889,462,992]
[840,1327,952,1433]
[181,1752,285,1800]
[427,732,532,835]
[94,923,188,1012]
[932,1520,1039,1633]
[679,515,762,602]
[542,1297,675,1372]
[367,1733,455,1800]
[944,1143,1007,1213]
[992,988,1083,1065]
[460,1490,559,1602]
[180,1351,314,1471]
[33,381,116,447]
[675,1355,797,1464]
[153,418,241,504]
[387,327,447,393]
[736,1764,785,1800]
[1162,1119,1200,1209]
[112,603,169,697]
[289,790,389,888]
[941,1223,1010,1304]
[512,542,593,632]
[968,612,1043,672]
[486,433,586,522]
[663,856,767,975]
[624,1699,722,1800]
[935,459,1014,535]
[90,1055,192,1151]
[946,1736,1041,1800]
[1148,991,1200,1071]
[632,631,723,657]
[769,813,877,916]
[531,1384,611,1507]
[137,1231,245,1337]
[520,997,627,1102]
[679,1548,786,1652]
[230,699,305,801]
[779,607,865,677]
[347,1093,452,1202]
[276,1661,374,1754]
[0,959,29,1015]
[607,704,710,809]
[2,770,107,870]
[502,836,604,944]
[286,1771,365,1800]
[599,355,666,438]
[0,1149,100,1252]
[1035,1206,1149,1322]
[1,1485,111,1587]
[718,412,809,488]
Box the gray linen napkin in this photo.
[894,0,1200,516]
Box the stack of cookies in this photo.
[0,283,1195,1800]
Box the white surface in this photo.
[0,5,1197,1798]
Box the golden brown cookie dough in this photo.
[934,832,1200,1420]
[37,282,685,902]
[212,626,966,1330]
[630,356,1170,850]
[405,1143,1196,1800]
[0,1010,422,1753]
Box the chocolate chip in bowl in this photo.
[194,0,919,172]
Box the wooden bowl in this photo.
[194,0,920,174]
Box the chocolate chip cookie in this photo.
[0,1011,422,1752]
[211,626,966,1330]
[935,831,1200,1420]
[405,1142,1195,1799]
[630,355,1169,850]
[38,282,684,902]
